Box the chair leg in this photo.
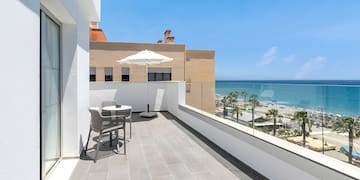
[124,121,126,155]
[110,131,113,147]
[94,132,103,163]
[116,129,120,153]
[85,129,92,154]
[115,130,119,140]
[130,117,132,139]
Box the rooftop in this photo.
[90,28,107,42]
[69,112,265,180]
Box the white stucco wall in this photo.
[0,1,40,179]
[0,0,100,179]
[40,0,92,159]
[76,18,91,158]
[90,82,181,112]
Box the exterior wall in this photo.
[0,1,40,179]
[90,42,216,114]
[185,50,216,113]
[0,0,100,180]
[42,0,93,158]
[90,42,186,82]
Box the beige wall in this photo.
[185,50,216,113]
[90,42,185,82]
[90,42,215,113]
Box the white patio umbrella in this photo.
[117,49,173,117]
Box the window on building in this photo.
[148,73,156,81]
[104,67,113,81]
[148,68,172,81]
[90,67,96,82]
[163,73,171,81]
[121,67,129,81]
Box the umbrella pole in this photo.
[146,64,149,112]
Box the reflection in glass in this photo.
[41,12,61,174]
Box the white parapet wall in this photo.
[166,83,360,179]
[90,81,185,112]
[172,105,360,179]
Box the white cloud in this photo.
[283,55,296,63]
[294,56,326,79]
[259,46,277,65]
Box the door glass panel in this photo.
[41,11,61,175]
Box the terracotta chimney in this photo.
[166,36,175,44]
[89,22,107,42]
[164,29,171,43]
[157,40,163,44]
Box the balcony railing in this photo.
[186,81,360,170]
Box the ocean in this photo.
[216,80,360,117]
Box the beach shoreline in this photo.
[215,93,348,125]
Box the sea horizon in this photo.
[216,80,360,86]
[215,80,360,117]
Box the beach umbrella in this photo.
[117,50,173,117]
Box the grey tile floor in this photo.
[70,112,266,180]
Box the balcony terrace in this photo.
[55,81,360,180]
[69,112,264,180]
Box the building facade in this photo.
[90,29,216,113]
[0,0,100,179]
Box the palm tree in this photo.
[268,109,279,136]
[307,112,316,133]
[221,96,230,117]
[241,90,248,102]
[233,105,243,122]
[249,94,259,128]
[228,91,239,107]
[332,116,360,164]
[294,111,309,147]
[308,118,314,133]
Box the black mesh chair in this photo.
[85,107,126,162]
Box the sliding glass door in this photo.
[40,11,61,175]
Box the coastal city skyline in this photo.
[100,0,360,80]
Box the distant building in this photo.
[90,27,216,113]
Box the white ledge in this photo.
[179,104,360,179]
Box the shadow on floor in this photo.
[161,112,268,180]
[129,112,158,122]
[81,134,126,161]
[80,112,157,162]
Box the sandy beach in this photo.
[215,94,333,121]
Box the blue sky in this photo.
[100,0,360,80]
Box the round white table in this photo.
[102,105,132,112]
